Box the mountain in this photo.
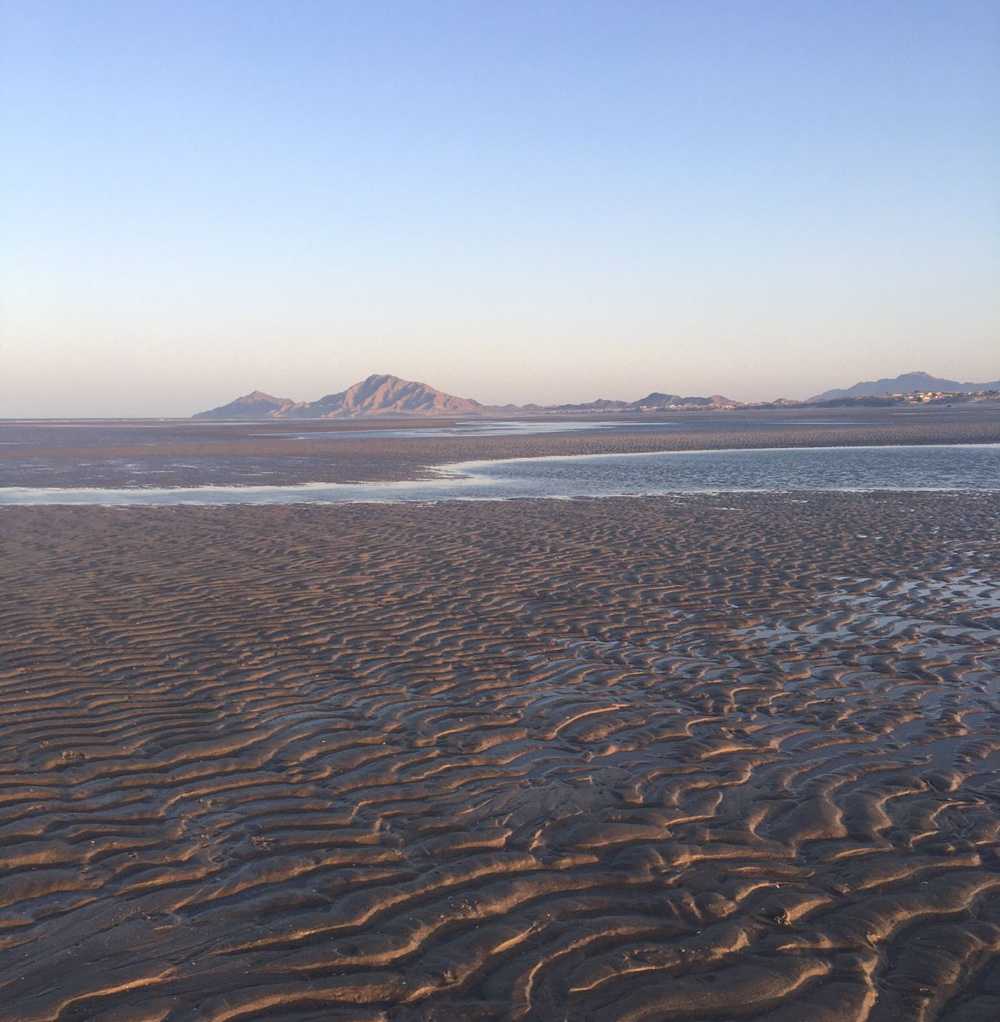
[548,392,735,413]
[194,390,298,419]
[195,374,740,419]
[809,371,1000,403]
[633,392,735,410]
[195,374,482,420]
[292,374,482,418]
[195,371,1000,419]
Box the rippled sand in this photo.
[2,493,999,1021]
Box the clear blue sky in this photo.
[2,0,997,415]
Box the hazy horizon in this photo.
[3,1,998,417]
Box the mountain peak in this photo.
[314,374,483,418]
[194,390,297,418]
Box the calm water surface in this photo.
[2,444,998,506]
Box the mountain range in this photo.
[202,375,484,420]
[195,374,737,419]
[808,371,1000,403]
[195,370,1000,419]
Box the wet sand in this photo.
[2,492,999,1020]
[2,404,1000,488]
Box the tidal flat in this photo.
[2,491,999,1020]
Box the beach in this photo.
[3,491,999,1020]
[8,0,998,1014]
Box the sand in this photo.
[2,492,999,1020]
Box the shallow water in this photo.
[2,442,998,506]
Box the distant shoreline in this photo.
[2,404,999,491]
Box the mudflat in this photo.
[3,404,1000,488]
[2,492,999,1021]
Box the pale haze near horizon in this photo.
[1,1,997,417]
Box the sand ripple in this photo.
[1,493,998,1020]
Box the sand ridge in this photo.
[1,493,999,1020]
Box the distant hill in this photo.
[194,371,1000,419]
[195,375,738,419]
[195,390,298,419]
[295,374,482,418]
[195,374,482,420]
[548,392,735,413]
[809,371,1000,403]
[635,392,735,410]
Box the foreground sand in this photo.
[2,494,999,1020]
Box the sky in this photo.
[2,1,998,416]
